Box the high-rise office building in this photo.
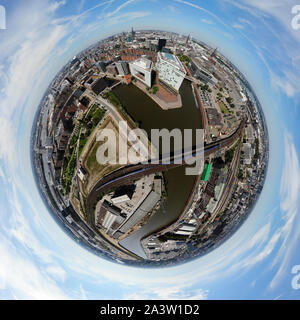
[186,34,190,47]
[97,61,106,73]
[157,39,167,52]
[115,61,130,76]
[131,27,136,40]
[156,52,186,92]
[129,58,153,87]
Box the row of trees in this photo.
[199,83,212,93]
[62,104,106,194]
[217,88,235,108]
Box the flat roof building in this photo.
[243,143,253,165]
[156,52,186,92]
[118,190,160,234]
[129,57,153,87]
[157,39,167,52]
[115,61,129,76]
[201,163,212,181]
[111,194,131,205]
[106,63,118,75]
[189,58,218,86]
[97,61,106,73]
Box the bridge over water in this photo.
[85,118,246,222]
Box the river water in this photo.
[112,80,202,258]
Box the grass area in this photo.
[102,91,136,128]
[86,140,104,171]
[78,135,88,158]
[83,103,106,131]
[61,103,106,194]
[81,118,122,195]
[85,119,120,173]
[177,54,191,64]
[61,129,80,193]
[78,103,106,158]
[103,91,122,108]
[83,140,120,195]
[218,101,230,114]
[63,144,77,194]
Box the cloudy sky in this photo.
[0,0,300,299]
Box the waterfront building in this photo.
[129,57,153,87]
[106,63,118,75]
[117,191,161,235]
[97,200,126,234]
[115,61,130,76]
[111,194,131,204]
[156,52,186,92]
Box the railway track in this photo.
[86,118,246,222]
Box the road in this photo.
[85,117,246,225]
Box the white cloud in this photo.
[175,0,231,30]
[222,0,267,18]
[0,1,75,174]
[79,284,88,299]
[0,1,85,299]
[223,222,272,273]
[201,19,215,25]
[106,0,138,17]
[269,132,300,288]
[0,117,17,166]
[247,231,281,267]
[269,70,297,98]
[106,11,151,26]
[77,0,86,12]
[223,0,300,97]
[233,23,244,29]
[280,133,300,218]
[220,30,235,40]
[0,240,68,299]
[2,24,67,114]
[168,5,179,14]
[46,265,67,282]
[238,17,253,26]
[126,284,208,300]
[0,0,297,300]
[49,0,67,13]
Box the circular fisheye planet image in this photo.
[32,30,268,266]
[2,0,300,301]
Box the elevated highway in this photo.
[85,118,246,221]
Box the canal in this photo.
[112,80,202,258]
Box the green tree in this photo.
[152,86,158,94]
[226,97,233,104]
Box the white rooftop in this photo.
[132,58,152,70]
[158,52,183,70]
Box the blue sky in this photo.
[0,0,300,299]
